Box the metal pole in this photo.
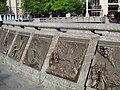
[9,0,11,14]
[16,0,18,19]
[27,0,28,15]
[85,0,89,17]
[14,0,18,20]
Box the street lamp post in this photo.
[85,0,89,17]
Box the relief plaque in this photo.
[0,29,3,38]
[87,46,120,90]
[46,37,89,82]
[23,35,52,71]
[0,29,8,46]
[0,31,16,54]
[8,33,29,62]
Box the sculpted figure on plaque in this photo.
[11,35,24,58]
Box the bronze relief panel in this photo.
[0,31,16,55]
[0,29,8,51]
[8,33,29,62]
[88,46,120,90]
[23,34,52,71]
[46,37,89,82]
[0,29,3,38]
[0,29,8,46]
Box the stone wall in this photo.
[0,22,120,90]
[37,16,106,23]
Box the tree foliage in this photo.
[22,0,42,14]
[44,0,84,15]
[22,0,85,16]
[0,0,8,14]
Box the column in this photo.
[86,0,89,17]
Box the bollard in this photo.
[3,15,6,21]
[15,15,17,20]
[7,15,9,20]
[12,16,14,20]
[9,14,12,20]
[0,15,2,21]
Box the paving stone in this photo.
[0,64,46,90]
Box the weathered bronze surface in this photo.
[0,31,16,54]
[23,35,52,71]
[0,29,3,38]
[88,46,120,90]
[0,29,8,45]
[8,34,29,62]
[0,29,8,52]
[46,38,89,82]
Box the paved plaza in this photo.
[0,64,46,90]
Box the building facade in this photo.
[108,0,120,13]
[7,0,120,17]
[7,0,22,17]
[89,0,120,16]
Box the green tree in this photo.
[22,0,85,16]
[0,0,8,14]
[44,0,85,16]
[22,0,43,14]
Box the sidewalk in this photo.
[0,64,46,90]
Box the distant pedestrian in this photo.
[27,14,30,19]
[26,14,32,22]
[18,15,23,22]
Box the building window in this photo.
[90,0,100,5]
[108,0,118,3]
